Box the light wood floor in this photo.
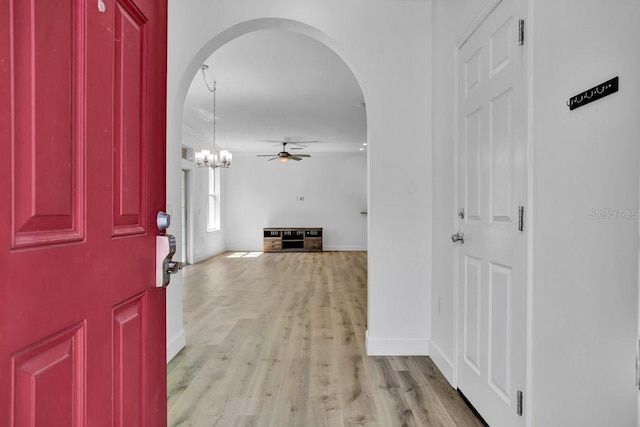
[167,251,483,427]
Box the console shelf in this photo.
[263,227,323,252]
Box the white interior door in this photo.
[455,0,527,425]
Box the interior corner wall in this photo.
[167,0,433,359]
[529,1,640,426]
[430,0,486,384]
[224,153,367,252]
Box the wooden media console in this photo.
[263,227,323,252]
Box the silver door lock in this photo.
[156,234,183,287]
[451,232,464,244]
[157,211,171,231]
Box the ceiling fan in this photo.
[257,142,311,163]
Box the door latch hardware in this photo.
[517,390,523,416]
[167,260,183,275]
[451,232,464,244]
[518,206,524,232]
[156,234,183,288]
[458,208,465,220]
[518,19,525,46]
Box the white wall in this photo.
[224,153,367,251]
[431,0,640,425]
[529,1,640,425]
[167,0,433,358]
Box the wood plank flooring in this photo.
[167,251,483,427]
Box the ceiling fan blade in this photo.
[257,154,276,157]
[290,156,303,161]
[267,157,278,161]
[261,139,320,144]
[295,154,311,157]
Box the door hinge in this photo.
[518,206,524,232]
[518,19,525,46]
[517,390,524,416]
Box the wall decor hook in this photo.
[567,76,618,111]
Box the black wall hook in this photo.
[567,77,618,110]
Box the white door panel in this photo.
[456,0,526,425]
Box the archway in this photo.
[167,18,369,361]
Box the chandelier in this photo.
[194,65,232,169]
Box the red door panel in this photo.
[113,0,147,236]
[10,0,85,249]
[113,295,146,427]
[1,0,167,425]
[12,323,85,427]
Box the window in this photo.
[207,167,220,231]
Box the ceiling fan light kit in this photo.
[195,65,232,169]
[257,141,312,163]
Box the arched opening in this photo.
[167,17,369,360]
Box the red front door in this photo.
[0,0,168,425]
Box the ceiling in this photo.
[182,30,367,155]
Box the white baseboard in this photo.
[167,329,186,363]
[192,253,208,263]
[223,247,367,253]
[324,246,367,251]
[193,249,225,264]
[429,340,455,386]
[365,330,429,356]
